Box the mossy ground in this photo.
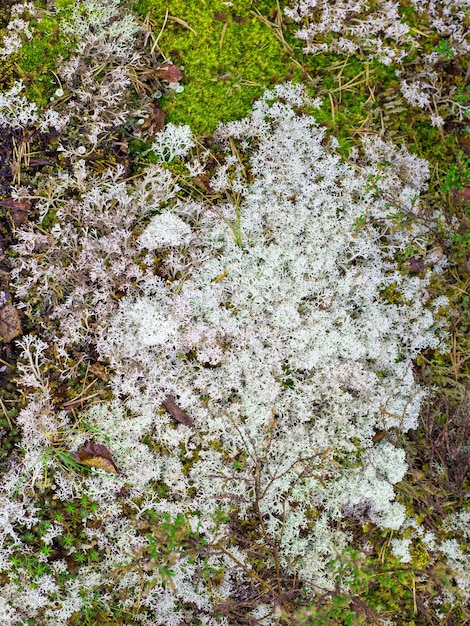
[132,0,306,134]
[5,1,76,107]
[1,0,470,624]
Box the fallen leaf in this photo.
[89,363,109,382]
[28,157,52,167]
[192,174,215,194]
[405,257,425,273]
[114,140,128,156]
[71,442,119,474]
[155,63,183,83]
[372,430,387,443]
[0,198,30,210]
[12,207,29,226]
[454,187,470,206]
[66,555,77,573]
[162,394,194,427]
[459,137,470,155]
[233,15,249,24]
[0,304,22,342]
[140,103,166,137]
[424,245,444,266]
[0,198,31,226]
[86,518,103,529]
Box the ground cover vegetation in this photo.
[0,0,469,624]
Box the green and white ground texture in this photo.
[0,1,469,624]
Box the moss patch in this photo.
[15,3,75,108]
[133,0,304,134]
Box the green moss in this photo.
[380,283,405,306]
[51,0,77,8]
[0,54,17,92]
[133,0,303,134]
[15,4,75,108]
[397,0,420,28]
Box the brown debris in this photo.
[0,303,22,343]
[140,103,166,137]
[405,257,425,274]
[89,362,109,382]
[71,442,119,474]
[162,393,195,427]
[0,198,31,227]
[192,174,215,194]
[233,15,249,24]
[155,63,183,83]
[459,137,470,155]
[454,186,470,206]
[28,157,52,167]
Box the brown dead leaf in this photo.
[86,518,103,529]
[405,257,425,274]
[140,103,166,137]
[233,15,249,24]
[114,140,128,156]
[0,198,31,226]
[424,245,444,267]
[459,137,470,155]
[89,363,109,382]
[66,555,77,573]
[155,63,183,83]
[454,187,470,206]
[12,207,29,226]
[71,442,119,474]
[162,394,194,427]
[372,430,387,443]
[0,198,27,209]
[0,304,22,343]
[192,174,215,194]
[28,157,52,167]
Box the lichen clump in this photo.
[0,0,468,624]
[6,83,448,623]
